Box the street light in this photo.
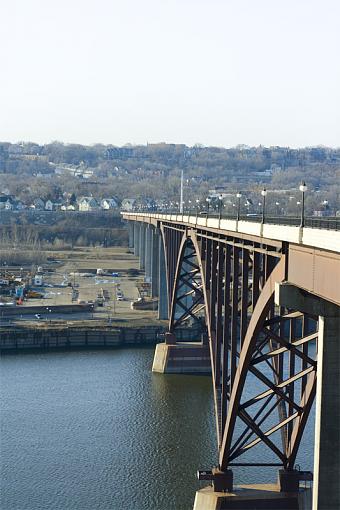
[236,192,242,221]
[299,181,307,227]
[195,199,200,222]
[218,194,223,221]
[206,197,211,214]
[261,189,267,224]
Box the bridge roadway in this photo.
[123,212,340,510]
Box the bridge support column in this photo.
[158,234,168,320]
[145,226,153,280]
[275,282,340,510]
[134,223,140,256]
[128,222,134,249]
[151,229,160,298]
[139,224,146,270]
[193,484,311,510]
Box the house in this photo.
[45,200,54,211]
[4,199,15,210]
[32,198,45,210]
[78,197,100,212]
[0,195,15,210]
[121,198,137,211]
[101,198,119,210]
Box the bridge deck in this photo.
[123,212,340,306]
[122,212,340,253]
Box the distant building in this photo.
[45,200,54,211]
[32,198,45,210]
[78,197,100,212]
[101,198,119,210]
[0,195,15,210]
[121,198,137,211]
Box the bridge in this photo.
[123,211,340,510]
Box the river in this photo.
[0,348,314,510]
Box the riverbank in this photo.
[0,320,202,353]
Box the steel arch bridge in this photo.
[124,212,340,508]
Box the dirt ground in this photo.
[19,246,159,324]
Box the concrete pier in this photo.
[128,223,134,249]
[145,226,153,279]
[152,341,211,374]
[151,229,160,297]
[158,234,169,320]
[313,310,340,510]
[139,224,146,270]
[134,223,140,256]
[193,484,312,510]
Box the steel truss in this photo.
[161,223,318,477]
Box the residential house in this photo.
[45,200,54,211]
[32,198,45,210]
[78,197,100,212]
[101,198,119,210]
[121,198,137,211]
[0,195,17,210]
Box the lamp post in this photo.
[261,189,267,224]
[236,192,242,221]
[299,181,307,227]
[206,197,211,215]
[218,194,223,221]
[275,201,280,216]
[195,199,200,222]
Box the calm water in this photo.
[0,348,314,510]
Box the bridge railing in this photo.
[128,209,340,231]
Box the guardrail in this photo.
[124,210,340,231]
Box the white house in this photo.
[45,200,54,211]
[101,198,119,210]
[121,198,137,211]
[78,197,100,212]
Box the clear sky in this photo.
[1,0,339,147]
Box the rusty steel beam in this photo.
[148,218,322,488]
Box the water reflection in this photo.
[0,348,314,510]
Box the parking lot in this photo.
[0,247,158,325]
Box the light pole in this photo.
[236,192,242,221]
[299,181,307,227]
[195,199,200,222]
[275,201,280,216]
[218,194,223,221]
[261,189,267,224]
[206,197,211,215]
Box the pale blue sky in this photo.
[1,0,339,147]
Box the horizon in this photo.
[1,139,339,150]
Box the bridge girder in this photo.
[160,223,318,473]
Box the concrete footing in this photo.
[152,342,211,374]
[193,484,312,510]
